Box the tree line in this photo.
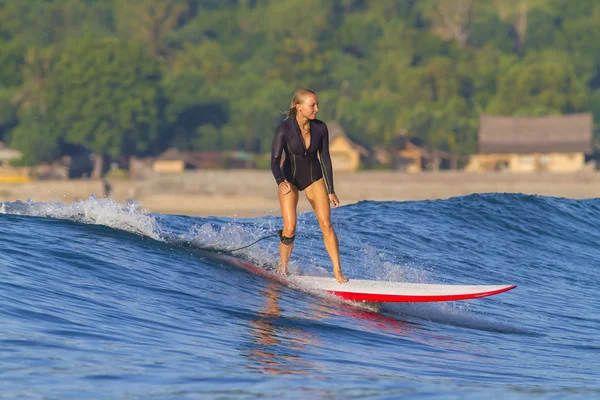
[0,0,599,174]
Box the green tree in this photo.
[161,70,228,151]
[254,0,334,85]
[8,107,60,165]
[11,47,54,116]
[487,52,587,115]
[589,90,600,128]
[115,0,190,61]
[493,0,551,55]
[0,38,24,87]
[0,87,18,142]
[417,0,476,48]
[160,40,235,151]
[561,13,600,84]
[470,12,515,53]
[0,0,113,47]
[43,35,162,177]
[1,0,600,168]
[0,38,24,141]
[221,75,288,153]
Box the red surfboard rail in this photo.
[327,285,517,303]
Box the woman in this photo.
[270,88,348,283]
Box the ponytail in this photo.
[280,88,315,120]
[282,107,296,120]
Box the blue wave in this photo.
[1,193,599,398]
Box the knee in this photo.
[319,219,334,235]
[282,224,296,237]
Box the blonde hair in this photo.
[282,88,316,120]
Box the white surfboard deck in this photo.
[287,275,516,302]
[218,254,516,303]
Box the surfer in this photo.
[270,88,348,283]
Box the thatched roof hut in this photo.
[478,113,593,154]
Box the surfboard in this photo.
[290,276,516,302]
[217,253,516,303]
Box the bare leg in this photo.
[304,179,348,283]
[278,183,298,274]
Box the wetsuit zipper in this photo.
[286,142,296,182]
[295,120,309,156]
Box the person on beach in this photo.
[270,88,348,283]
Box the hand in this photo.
[328,193,340,208]
[279,181,292,195]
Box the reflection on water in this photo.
[245,284,322,375]
[336,305,417,336]
[304,300,467,352]
[242,281,476,377]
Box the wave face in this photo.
[1,194,599,399]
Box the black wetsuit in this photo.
[271,118,334,194]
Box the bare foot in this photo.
[278,266,289,275]
[335,273,348,284]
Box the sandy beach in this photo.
[2,170,600,217]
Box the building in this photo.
[153,148,188,173]
[152,149,225,174]
[0,142,22,167]
[327,121,369,172]
[223,151,256,169]
[465,113,594,173]
[392,135,429,172]
[391,134,451,172]
[0,142,31,183]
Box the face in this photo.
[296,93,319,120]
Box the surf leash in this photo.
[119,220,281,254]
[218,232,281,253]
[74,215,290,255]
[92,217,309,255]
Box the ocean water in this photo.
[0,193,598,399]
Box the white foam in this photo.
[183,221,282,271]
[382,301,524,333]
[6,197,511,331]
[2,196,161,240]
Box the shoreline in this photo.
[2,170,600,217]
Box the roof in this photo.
[156,148,185,161]
[327,121,369,155]
[479,113,593,154]
[392,134,427,151]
